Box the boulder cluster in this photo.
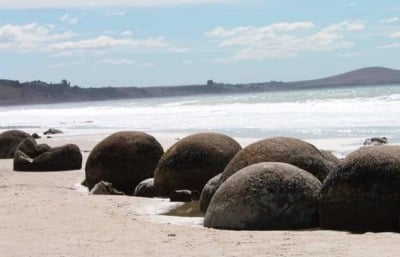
[0,129,82,171]
[2,129,399,232]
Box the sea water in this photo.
[1,84,400,145]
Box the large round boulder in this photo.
[319,145,400,232]
[204,162,322,230]
[85,131,163,195]
[14,138,82,171]
[221,137,334,183]
[0,130,32,159]
[154,133,241,196]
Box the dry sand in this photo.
[1,134,399,257]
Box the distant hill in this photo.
[288,67,400,88]
[1,67,400,106]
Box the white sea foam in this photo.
[1,85,400,144]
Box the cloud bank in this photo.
[207,21,365,61]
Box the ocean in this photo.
[1,84,400,155]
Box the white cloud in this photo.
[120,30,133,37]
[101,58,154,68]
[60,14,79,25]
[183,59,193,64]
[207,21,365,61]
[0,23,74,51]
[0,0,228,8]
[390,31,400,39]
[50,61,84,68]
[380,17,399,24]
[167,46,189,53]
[49,35,167,55]
[101,58,135,65]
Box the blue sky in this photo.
[0,0,399,87]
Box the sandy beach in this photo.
[1,133,400,257]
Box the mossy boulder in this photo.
[154,133,241,196]
[85,131,163,195]
[204,162,322,230]
[319,145,400,232]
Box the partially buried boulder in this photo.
[154,133,241,196]
[319,145,400,232]
[134,178,156,198]
[221,137,334,183]
[204,162,322,230]
[13,137,82,171]
[199,173,222,213]
[0,130,32,159]
[90,181,124,195]
[85,131,163,195]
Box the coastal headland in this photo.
[1,67,400,106]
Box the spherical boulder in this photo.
[199,173,222,213]
[85,131,163,195]
[0,130,32,159]
[204,162,322,230]
[221,137,334,183]
[319,145,400,232]
[13,138,82,171]
[154,133,241,196]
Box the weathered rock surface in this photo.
[134,178,156,198]
[204,162,322,230]
[319,145,400,232]
[199,173,222,213]
[85,131,163,195]
[89,181,125,195]
[43,128,63,135]
[154,133,241,196]
[0,130,32,159]
[221,137,334,183]
[363,136,388,146]
[13,138,82,171]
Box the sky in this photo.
[0,0,399,87]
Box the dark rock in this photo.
[204,162,322,230]
[154,133,241,196]
[319,145,400,232]
[191,190,200,201]
[0,130,32,159]
[43,128,63,135]
[85,131,163,195]
[199,174,222,213]
[170,190,193,202]
[13,138,82,171]
[363,136,388,146]
[134,178,156,198]
[89,181,125,195]
[31,133,41,139]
